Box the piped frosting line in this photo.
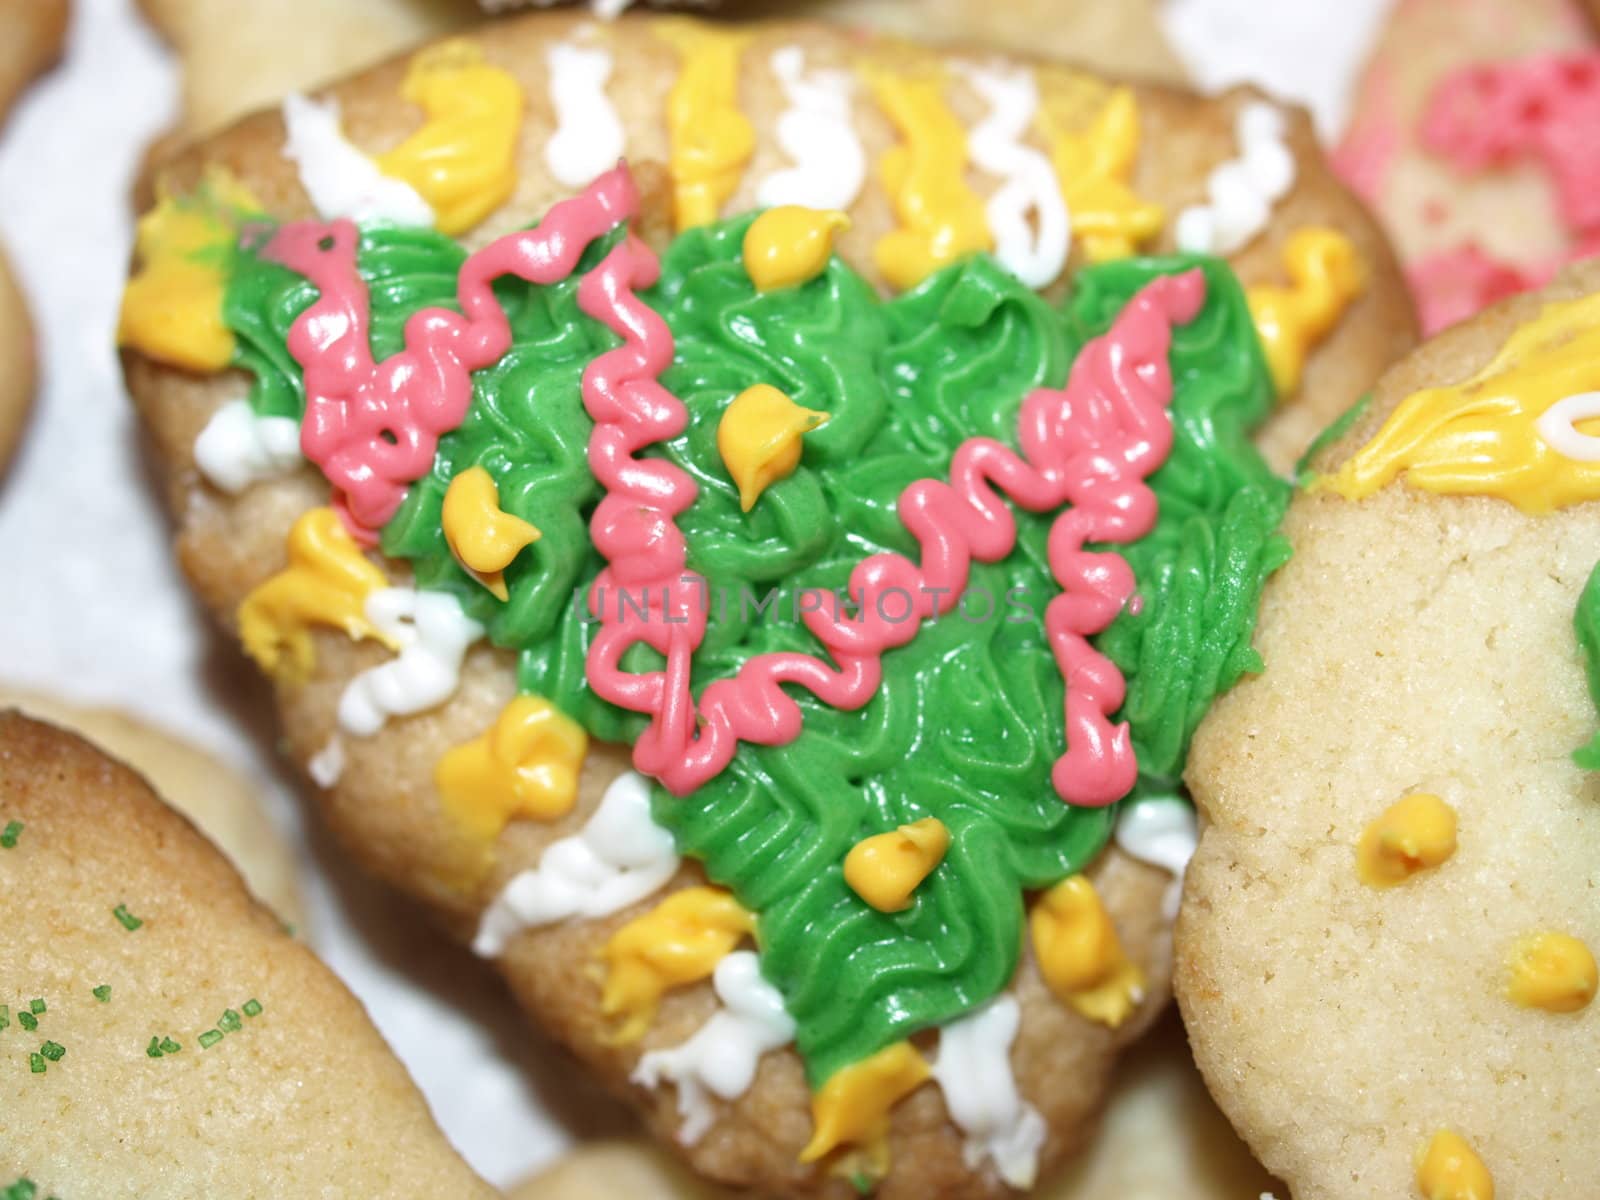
[261,165,640,543]
[581,267,1204,807]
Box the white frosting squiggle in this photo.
[193,399,302,494]
[337,588,484,737]
[960,64,1070,288]
[280,92,434,228]
[474,771,680,957]
[307,736,346,788]
[756,46,866,212]
[1536,392,1600,462]
[544,41,625,189]
[632,949,796,1144]
[1114,795,1199,920]
[1174,101,1293,255]
[931,995,1047,1189]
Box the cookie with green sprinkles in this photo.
[0,712,495,1197]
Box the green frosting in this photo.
[1573,561,1600,769]
[223,215,1288,1086]
[1293,392,1372,486]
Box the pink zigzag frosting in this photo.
[262,164,639,543]
[579,249,1205,807]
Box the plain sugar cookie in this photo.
[0,712,497,1199]
[120,11,1411,1196]
[1180,258,1600,1200]
[0,688,305,929]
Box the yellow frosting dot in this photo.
[864,64,992,291]
[1247,227,1365,398]
[717,383,829,511]
[118,168,260,372]
[1317,290,1600,512]
[657,21,755,231]
[742,206,850,292]
[1356,793,1458,888]
[376,39,524,235]
[598,886,754,1043]
[799,1041,931,1180]
[237,507,397,683]
[433,694,587,846]
[1506,931,1598,1013]
[1416,1129,1493,1200]
[843,818,949,913]
[441,465,541,602]
[1030,874,1146,1028]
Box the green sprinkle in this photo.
[17,1011,36,1032]
[27,1053,44,1074]
[146,1036,163,1058]
[0,1004,10,1031]
[38,1041,63,1062]
[0,820,21,848]
[850,1170,875,1196]
[159,1037,181,1055]
[242,998,262,1018]
[2,1179,37,1200]
[218,1008,242,1033]
[197,1029,223,1049]
[112,904,143,932]
[93,985,111,1003]
[28,999,44,1015]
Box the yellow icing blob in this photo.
[843,818,949,913]
[864,65,992,291]
[1318,291,1600,512]
[237,507,397,683]
[1416,1129,1494,1200]
[598,886,754,1043]
[1356,792,1457,888]
[1247,227,1365,398]
[717,383,829,511]
[434,695,587,845]
[117,169,260,372]
[742,206,850,292]
[799,1041,931,1180]
[658,21,754,231]
[1040,85,1164,263]
[441,465,541,602]
[1506,931,1597,1013]
[376,39,524,236]
[1031,874,1146,1028]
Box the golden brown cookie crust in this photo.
[0,251,35,473]
[0,712,496,1198]
[1179,258,1600,1199]
[123,11,1411,1196]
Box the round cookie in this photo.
[0,0,67,118]
[0,688,305,929]
[0,252,35,473]
[0,712,496,1198]
[1335,0,1599,333]
[119,11,1411,1197]
[1179,258,1600,1198]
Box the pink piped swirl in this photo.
[580,260,1206,807]
[263,164,640,542]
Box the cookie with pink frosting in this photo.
[119,11,1411,1196]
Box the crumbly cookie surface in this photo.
[1181,259,1600,1199]
[0,712,495,1198]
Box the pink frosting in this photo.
[262,164,639,542]
[579,254,1205,807]
[1422,52,1600,233]
[1408,243,1545,334]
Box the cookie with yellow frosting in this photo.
[1180,258,1600,1200]
[0,712,497,1198]
[120,11,1411,1197]
[0,687,305,929]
